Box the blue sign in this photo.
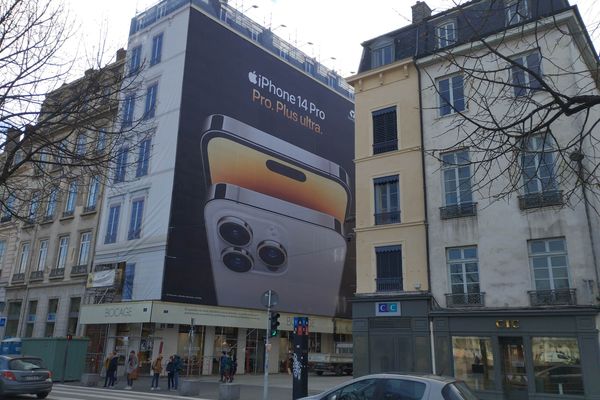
[376,302,401,316]
[0,317,6,327]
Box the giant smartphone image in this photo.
[205,183,347,315]
[201,114,351,224]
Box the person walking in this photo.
[219,351,228,382]
[125,350,138,390]
[151,354,163,390]
[229,356,238,382]
[173,354,182,390]
[103,352,113,388]
[166,356,175,391]
[106,351,119,387]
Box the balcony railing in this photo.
[376,277,403,292]
[374,211,401,225]
[49,268,65,279]
[62,210,74,218]
[41,215,54,223]
[440,202,477,219]
[71,265,88,276]
[29,271,44,281]
[11,273,25,283]
[445,292,485,307]
[518,190,563,210]
[528,288,576,306]
[83,205,96,214]
[373,139,398,155]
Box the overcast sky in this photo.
[65,0,600,78]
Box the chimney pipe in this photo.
[412,1,432,24]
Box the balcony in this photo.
[373,139,398,155]
[374,211,401,225]
[11,273,25,284]
[518,190,563,210]
[376,277,403,292]
[82,205,97,214]
[41,215,54,224]
[528,288,576,306]
[61,210,74,219]
[49,268,65,279]
[29,271,44,281]
[445,292,485,307]
[440,202,477,219]
[70,265,88,276]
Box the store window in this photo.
[452,336,495,390]
[532,337,583,395]
[177,325,206,376]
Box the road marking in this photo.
[52,384,212,400]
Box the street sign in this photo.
[261,289,279,308]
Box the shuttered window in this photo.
[372,107,397,154]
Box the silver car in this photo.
[0,355,53,399]
[300,374,478,400]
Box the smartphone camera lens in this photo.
[218,217,252,246]
[257,240,287,270]
[221,247,253,273]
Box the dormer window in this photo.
[371,42,394,69]
[506,0,529,26]
[436,21,457,48]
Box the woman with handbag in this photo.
[125,350,138,390]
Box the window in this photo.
[375,245,403,291]
[45,189,58,218]
[18,243,30,273]
[75,134,86,156]
[67,297,81,335]
[371,43,393,68]
[122,94,135,128]
[150,33,163,65]
[522,136,556,194]
[77,232,92,266]
[5,301,22,338]
[25,300,37,338]
[305,60,315,75]
[64,181,77,214]
[29,191,40,221]
[144,83,158,119]
[128,198,144,240]
[105,204,121,244]
[114,147,129,183]
[512,51,541,96]
[452,337,495,390]
[506,0,529,25]
[436,21,457,48]
[123,263,135,300]
[442,150,473,206]
[129,45,141,75]
[374,175,400,225]
[56,236,69,269]
[1,195,15,222]
[438,75,465,116]
[0,240,6,267]
[86,176,100,210]
[447,247,481,305]
[380,379,426,400]
[372,107,398,154]
[45,299,58,337]
[96,128,106,152]
[529,238,569,291]
[36,240,48,271]
[326,379,379,400]
[136,138,151,177]
[532,337,583,395]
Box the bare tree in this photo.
[419,0,600,210]
[0,0,150,222]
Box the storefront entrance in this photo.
[499,337,528,400]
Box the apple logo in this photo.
[248,71,258,85]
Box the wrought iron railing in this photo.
[71,265,88,276]
[440,202,477,219]
[445,292,485,307]
[11,273,25,283]
[528,288,576,306]
[375,211,401,225]
[29,271,44,281]
[518,190,563,210]
[49,268,65,279]
[373,139,398,155]
[376,277,403,292]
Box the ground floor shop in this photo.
[80,300,351,377]
[353,295,600,400]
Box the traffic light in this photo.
[270,312,280,337]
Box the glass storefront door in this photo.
[500,337,529,400]
[245,329,265,374]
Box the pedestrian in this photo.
[166,356,175,391]
[125,350,138,390]
[151,354,163,390]
[219,351,228,382]
[229,356,238,382]
[173,354,182,390]
[103,352,113,388]
[107,351,119,387]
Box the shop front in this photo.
[432,308,600,400]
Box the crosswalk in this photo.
[47,384,212,400]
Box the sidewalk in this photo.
[72,372,351,400]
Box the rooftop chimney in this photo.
[3,128,21,155]
[116,48,126,62]
[412,1,432,24]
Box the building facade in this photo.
[81,0,355,377]
[351,1,600,399]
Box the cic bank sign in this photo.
[79,302,153,324]
[375,302,401,316]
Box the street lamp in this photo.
[242,4,258,13]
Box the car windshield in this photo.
[442,382,479,400]
[9,358,46,371]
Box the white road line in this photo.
[52,384,212,400]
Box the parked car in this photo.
[299,373,479,400]
[0,355,52,399]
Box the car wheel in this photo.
[335,366,343,376]
[36,392,50,399]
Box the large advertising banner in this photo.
[162,7,355,317]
